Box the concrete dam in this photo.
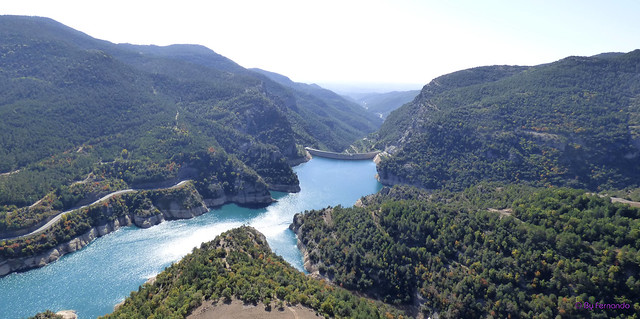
[305,147,379,160]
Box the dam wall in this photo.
[305,147,379,160]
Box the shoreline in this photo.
[289,214,320,277]
[0,183,286,277]
[0,154,314,277]
[0,181,192,241]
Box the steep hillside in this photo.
[250,68,383,149]
[102,226,405,318]
[0,15,379,220]
[371,53,640,190]
[292,184,640,318]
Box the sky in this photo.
[3,0,640,90]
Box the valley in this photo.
[0,157,382,318]
[1,13,639,319]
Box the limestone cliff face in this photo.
[133,213,165,229]
[376,165,407,186]
[0,180,275,276]
[375,154,425,188]
[287,148,312,166]
[149,184,209,219]
[289,213,319,275]
[268,183,301,193]
[132,184,209,228]
[131,204,208,229]
[0,215,132,276]
[374,152,406,187]
[376,172,405,186]
[202,176,275,207]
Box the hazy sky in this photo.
[3,0,640,89]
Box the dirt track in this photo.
[188,299,320,319]
[6,180,190,240]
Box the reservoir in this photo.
[0,157,382,319]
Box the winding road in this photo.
[7,183,640,241]
[0,169,20,177]
[5,180,190,240]
[610,196,640,208]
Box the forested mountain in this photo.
[367,53,640,191]
[250,67,383,145]
[292,184,640,318]
[0,16,380,233]
[352,90,420,119]
[8,14,640,319]
[103,226,405,318]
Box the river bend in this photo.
[0,158,381,319]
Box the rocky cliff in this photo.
[0,180,276,276]
[0,215,132,276]
[266,183,301,193]
[289,212,320,276]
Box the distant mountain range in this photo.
[249,68,381,132]
[350,90,420,119]
[252,69,419,120]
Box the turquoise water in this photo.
[0,157,382,319]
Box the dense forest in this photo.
[6,14,640,319]
[292,184,640,318]
[368,52,640,191]
[103,226,406,319]
[0,16,379,237]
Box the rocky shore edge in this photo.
[289,213,320,277]
[0,182,277,277]
[268,183,301,193]
[56,310,77,319]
